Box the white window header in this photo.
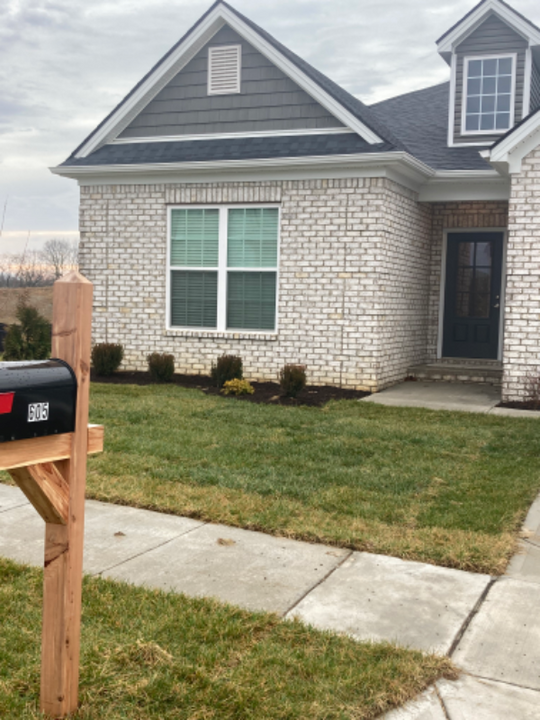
[208,44,241,95]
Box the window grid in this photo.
[168,206,280,333]
[462,55,515,135]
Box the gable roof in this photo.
[72,1,401,160]
[437,0,540,61]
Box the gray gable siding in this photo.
[452,12,528,145]
[119,25,344,139]
[531,61,540,112]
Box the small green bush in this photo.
[92,343,124,376]
[211,354,243,388]
[3,301,51,361]
[148,352,175,383]
[279,364,307,398]
[221,378,254,396]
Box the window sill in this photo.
[164,329,278,342]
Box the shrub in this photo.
[279,364,307,398]
[211,354,243,388]
[148,352,175,383]
[221,378,254,396]
[3,300,51,360]
[92,343,124,376]
[524,369,540,409]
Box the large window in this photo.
[462,55,515,134]
[169,206,279,332]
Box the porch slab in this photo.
[452,577,540,689]
[362,381,500,413]
[286,552,491,654]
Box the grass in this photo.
[70,383,540,575]
[0,558,456,719]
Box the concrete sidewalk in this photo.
[1,482,540,718]
[361,380,540,418]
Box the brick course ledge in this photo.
[164,330,278,342]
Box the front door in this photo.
[442,232,503,359]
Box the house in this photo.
[52,0,540,402]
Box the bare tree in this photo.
[13,250,53,287]
[39,239,79,280]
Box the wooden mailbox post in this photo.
[0,271,103,718]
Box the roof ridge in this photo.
[437,0,540,45]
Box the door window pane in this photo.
[454,241,493,318]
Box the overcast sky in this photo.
[1,0,539,253]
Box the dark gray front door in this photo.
[442,232,503,359]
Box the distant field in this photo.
[0,287,54,325]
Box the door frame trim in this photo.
[437,228,507,360]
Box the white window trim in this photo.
[460,53,517,136]
[207,44,241,96]
[166,204,280,334]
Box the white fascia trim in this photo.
[448,53,457,146]
[523,48,532,118]
[419,172,510,202]
[75,5,382,159]
[486,111,540,173]
[437,0,540,54]
[51,151,434,188]
[112,127,354,144]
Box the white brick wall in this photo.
[502,144,540,402]
[80,177,431,390]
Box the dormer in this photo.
[437,0,540,147]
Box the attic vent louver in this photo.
[208,45,241,95]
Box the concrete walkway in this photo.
[1,482,540,718]
[361,380,540,418]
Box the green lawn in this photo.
[66,383,540,575]
[0,558,455,719]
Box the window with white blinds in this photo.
[208,45,241,95]
[169,207,279,332]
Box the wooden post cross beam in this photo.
[0,272,102,719]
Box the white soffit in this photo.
[437,0,540,57]
[74,4,383,159]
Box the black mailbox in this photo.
[0,360,77,443]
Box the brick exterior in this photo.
[502,144,540,401]
[80,177,432,391]
[426,201,509,361]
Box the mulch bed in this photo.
[91,371,370,407]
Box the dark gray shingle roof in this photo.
[370,83,491,171]
[61,133,394,168]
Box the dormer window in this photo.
[208,45,241,95]
[462,55,516,134]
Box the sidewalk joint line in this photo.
[447,576,497,657]
[435,685,452,720]
[282,549,354,618]
[467,672,540,694]
[91,520,210,577]
[0,501,30,514]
